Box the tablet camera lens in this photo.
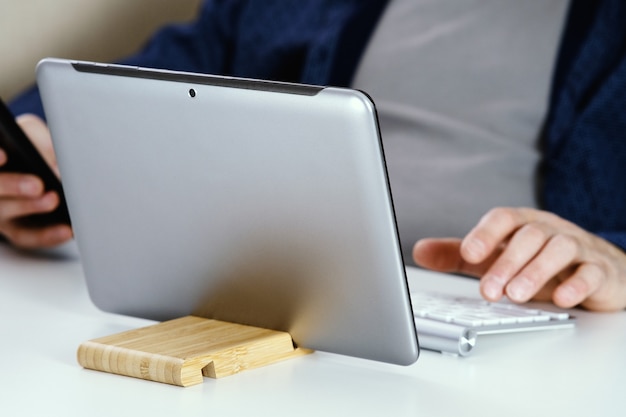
[188,88,196,98]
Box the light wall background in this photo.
[0,0,201,102]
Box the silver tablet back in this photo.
[37,58,419,365]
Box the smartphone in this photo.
[0,98,70,227]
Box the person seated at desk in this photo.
[2,0,626,312]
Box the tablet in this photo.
[37,58,419,365]
[0,98,70,227]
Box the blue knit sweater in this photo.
[9,0,626,250]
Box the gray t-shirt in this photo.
[351,0,570,263]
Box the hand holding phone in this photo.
[0,98,71,228]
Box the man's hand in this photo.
[0,114,72,248]
[413,207,626,312]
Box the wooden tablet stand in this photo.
[77,316,312,387]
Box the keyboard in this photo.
[410,291,575,356]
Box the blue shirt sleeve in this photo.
[542,0,626,251]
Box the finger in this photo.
[1,223,73,249]
[0,191,59,221]
[413,238,500,277]
[504,233,579,303]
[413,238,463,271]
[551,260,626,312]
[550,263,602,309]
[15,114,59,176]
[480,223,552,301]
[0,148,7,165]
[461,207,538,264]
[0,173,45,197]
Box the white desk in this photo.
[1,242,624,417]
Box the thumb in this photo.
[412,238,464,272]
[16,114,59,177]
[413,237,496,278]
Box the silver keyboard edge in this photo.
[415,317,576,356]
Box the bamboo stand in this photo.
[77,316,312,387]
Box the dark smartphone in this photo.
[0,98,70,227]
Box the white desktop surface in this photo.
[1,241,624,417]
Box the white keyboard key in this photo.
[543,311,570,320]
[451,316,484,327]
[425,312,454,323]
[531,314,551,322]
[516,315,539,323]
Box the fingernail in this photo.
[506,277,533,302]
[19,179,41,196]
[51,226,72,240]
[483,283,502,300]
[482,277,503,300]
[556,284,578,306]
[34,192,58,209]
